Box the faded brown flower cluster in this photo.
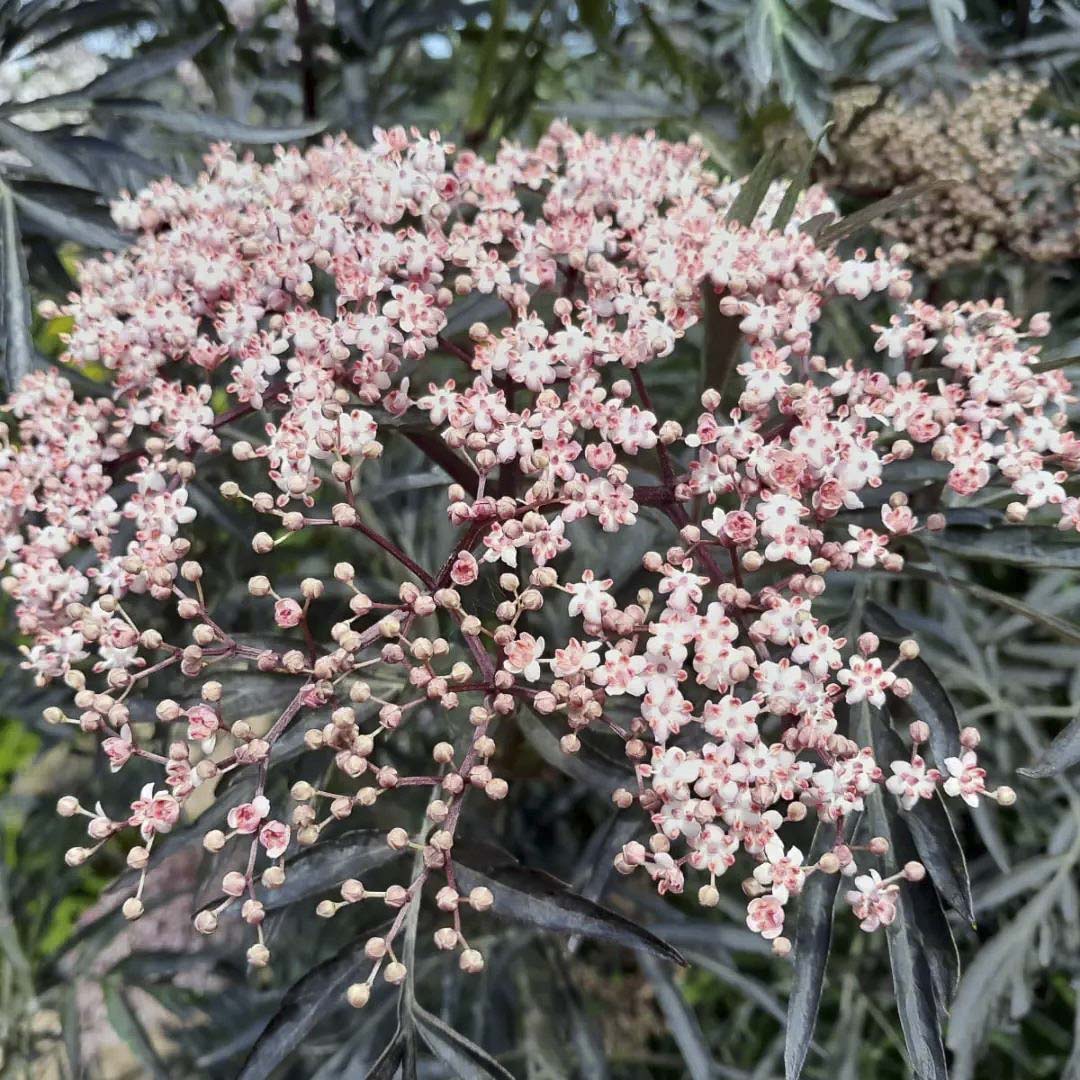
[832,73,1080,276]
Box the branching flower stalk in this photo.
[1,125,1052,1007]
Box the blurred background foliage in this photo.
[2,1,1080,1077]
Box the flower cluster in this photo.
[831,73,1080,275]
[1,122,1043,995]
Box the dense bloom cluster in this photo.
[1,123,1043,991]
[833,73,1080,275]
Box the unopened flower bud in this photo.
[459,949,484,974]
[468,886,494,912]
[247,943,270,967]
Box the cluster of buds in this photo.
[0,122,1041,1001]
[832,73,1080,275]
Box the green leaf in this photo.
[1030,352,1080,375]
[413,1004,515,1080]
[785,821,841,1080]
[11,180,126,250]
[816,180,953,247]
[830,0,896,21]
[80,28,220,99]
[453,839,685,964]
[1018,713,1080,778]
[466,0,506,133]
[17,0,151,60]
[928,0,965,51]
[0,186,37,390]
[579,0,614,38]
[640,5,696,93]
[771,123,831,232]
[725,142,785,227]
[95,99,327,144]
[263,829,401,911]
[746,0,777,85]
[700,281,742,399]
[0,119,95,188]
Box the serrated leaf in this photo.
[11,180,126,250]
[873,722,974,926]
[817,180,953,247]
[95,99,327,144]
[785,821,840,1080]
[453,839,685,964]
[413,1004,515,1080]
[0,186,36,390]
[1018,713,1080,778]
[263,829,401,911]
[0,119,95,188]
[237,937,367,1080]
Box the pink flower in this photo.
[503,633,545,682]
[228,796,271,834]
[259,820,291,858]
[943,751,988,807]
[186,704,219,743]
[845,870,899,932]
[274,598,303,628]
[746,895,786,939]
[450,551,479,586]
[103,725,134,772]
[129,783,180,840]
[885,755,940,809]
